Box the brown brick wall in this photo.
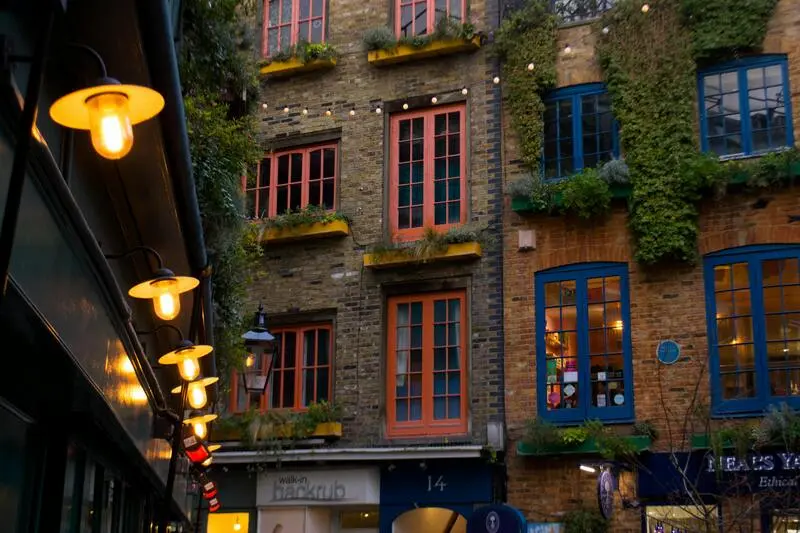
[243,0,506,447]
[502,0,800,529]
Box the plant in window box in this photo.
[256,205,350,243]
[365,16,483,65]
[306,400,343,437]
[259,41,339,77]
[365,223,487,267]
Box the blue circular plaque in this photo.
[597,469,616,519]
[657,340,681,365]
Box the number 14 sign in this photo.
[380,461,493,506]
[428,475,447,492]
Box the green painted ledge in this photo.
[511,183,632,215]
[517,435,652,456]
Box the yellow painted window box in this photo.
[312,421,343,438]
[211,421,342,442]
[367,35,482,66]
[363,241,482,269]
[261,219,350,244]
[259,57,337,78]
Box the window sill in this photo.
[367,35,482,67]
[516,435,652,457]
[260,219,350,244]
[210,421,342,442]
[727,160,800,185]
[511,183,632,215]
[259,57,337,78]
[363,241,482,269]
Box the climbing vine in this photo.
[180,0,263,388]
[494,0,558,171]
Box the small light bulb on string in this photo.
[349,108,356,116]
[563,44,572,55]
[461,87,468,95]
[375,107,382,114]
[641,3,650,12]
[493,76,500,84]
[325,109,332,117]
[602,26,610,35]
[431,96,438,104]
[527,62,535,71]
[302,108,308,116]
[262,103,268,110]
[402,103,409,110]
[283,106,289,114]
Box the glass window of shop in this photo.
[0,400,33,533]
[770,511,800,532]
[644,505,718,532]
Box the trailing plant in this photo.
[364,16,478,52]
[522,417,562,450]
[632,420,659,441]
[597,158,630,185]
[180,0,263,388]
[363,26,397,51]
[563,509,609,533]
[494,0,557,171]
[584,420,637,460]
[558,167,612,219]
[368,222,490,262]
[259,204,350,231]
[597,0,701,265]
[305,400,343,424]
[263,41,339,64]
[680,0,779,62]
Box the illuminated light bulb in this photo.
[187,381,208,409]
[613,320,624,331]
[325,109,332,117]
[563,45,572,55]
[234,518,242,531]
[302,108,308,115]
[375,107,382,114]
[202,456,213,467]
[402,103,409,110]
[178,356,200,382]
[493,76,500,84]
[86,92,134,160]
[602,26,610,34]
[349,109,356,116]
[461,87,468,95]
[283,106,290,113]
[147,278,181,321]
[119,356,135,375]
[527,62,535,71]
[245,354,255,368]
[641,3,649,12]
[262,103,268,110]
[431,96,438,104]
[193,421,208,439]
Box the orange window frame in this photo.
[386,290,468,437]
[395,0,467,38]
[230,324,333,412]
[242,143,338,219]
[389,105,467,242]
[261,0,328,58]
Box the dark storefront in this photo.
[0,0,213,532]
[638,451,800,532]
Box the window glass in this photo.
[644,505,718,533]
[264,0,325,56]
[395,1,465,40]
[552,0,615,24]
[0,402,31,533]
[700,57,792,157]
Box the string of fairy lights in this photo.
[255,3,653,119]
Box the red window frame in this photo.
[395,0,467,38]
[386,290,468,437]
[242,143,338,219]
[389,105,467,242]
[230,324,333,412]
[262,0,327,58]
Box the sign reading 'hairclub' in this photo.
[256,467,380,506]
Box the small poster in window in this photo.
[597,395,607,407]
[564,371,579,383]
[597,371,607,382]
[564,384,576,397]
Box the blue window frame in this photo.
[704,245,800,415]
[535,262,634,423]
[698,55,794,158]
[543,83,619,181]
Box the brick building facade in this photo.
[503,1,800,532]
[210,0,507,532]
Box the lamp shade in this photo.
[128,268,199,321]
[202,480,218,500]
[207,444,222,452]
[208,498,221,513]
[159,342,213,373]
[183,413,218,440]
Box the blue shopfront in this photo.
[379,460,496,533]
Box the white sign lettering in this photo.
[257,467,379,507]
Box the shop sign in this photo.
[467,505,527,533]
[380,460,493,506]
[706,452,800,490]
[256,467,379,506]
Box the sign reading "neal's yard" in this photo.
[256,467,380,506]
[706,452,800,490]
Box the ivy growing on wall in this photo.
[494,0,557,171]
[180,0,263,387]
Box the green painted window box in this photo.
[511,183,632,215]
[516,434,652,456]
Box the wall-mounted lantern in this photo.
[241,304,278,395]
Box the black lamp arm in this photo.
[104,245,164,270]
[65,42,108,78]
[136,323,185,341]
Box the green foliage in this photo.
[563,509,609,533]
[493,0,557,170]
[180,0,263,388]
[216,401,342,445]
[561,427,589,446]
[522,418,562,450]
[363,26,397,51]
[368,222,490,262]
[584,420,637,460]
[597,0,700,265]
[266,40,339,64]
[559,167,612,219]
[680,0,779,61]
[306,400,344,424]
[633,420,659,440]
[260,204,350,230]
[597,158,630,184]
